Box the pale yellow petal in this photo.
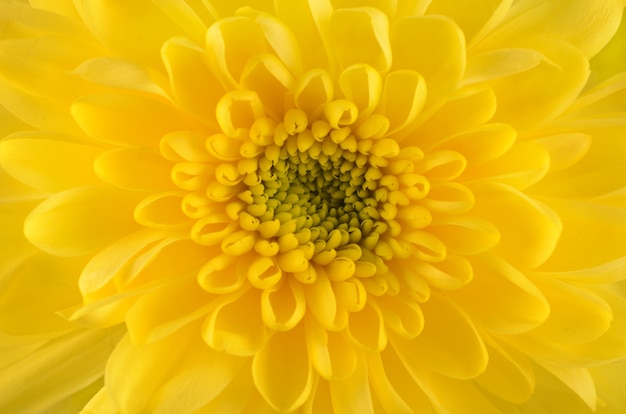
[488,39,589,130]
[426,0,512,45]
[328,352,375,413]
[202,288,268,357]
[274,0,332,70]
[0,133,103,192]
[329,7,392,72]
[94,147,174,192]
[391,15,465,104]
[471,182,562,268]
[71,94,192,146]
[252,323,314,412]
[76,0,185,70]
[540,198,626,270]
[0,252,86,335]
[0,327,123,414]
[393,292,488,380]
[449,254,550,335]
[480,0,626,57]
[24,186,140,257]
[73,57,169,97]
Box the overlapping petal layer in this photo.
[1,0,626,413]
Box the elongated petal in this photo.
[393,292,488,380]
[24,187,140,257]
[480,0,626,57]
[471,182,562,268]
[0,327,124,414]
[449,254,550,334]
[0,134,103,192]
[252,323,314,412]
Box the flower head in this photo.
[2,0,626,412]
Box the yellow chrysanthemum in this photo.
[2,0,626,412]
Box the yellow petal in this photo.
[79,229,166,296]
[422,182,475,215]
[377,70,427,134]
[328,352,375,413]
[393,292,488,379]
[532,132,592,172]
[329,7,392,72]
[366,352,415,413]
[150,0,210,45]
[466,140,550,189]
[464,47,544,84]
[24,186,140,257]
[202,288,268,356]
[528,276,612,345]
[375,294,424,340]
[240,54,296,119]
[433,123,517,165]
[391,15,465,103]
[305,315,357,380]
[72,57,168,97]
[480,0,626,57]
[534,363,597,411]
[145,341,244,414]
[27,0,82,20]
[95,147,174,192]
[252,323,314,412]
[0,251,85,335]
[134,192,192,229]
[0,134,103,192]
[475,336,535,404]
[274,0,333,70]
[261,277,306,331]
[71,94,191,146]
[429,216,500,255]
[237,7,303,76]
[205,16,268,87]
[0,327,123,414]
[304,267,348,330]
[410,84,496,148]
[77,0,184,70]
[426,0,512,45]
[471,182,562,268]
[488,39,589,130]
[449,254,550,335]
[346,300,387,352]
[339,64,382,119]
[125,277,214,345]
[161,37,223,127]
[378,347,438,412]
[540,198,626,270]
[81,386,119,414]
[105,325,205,413]
[413,369,503,414]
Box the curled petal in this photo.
[378,70,427,133]
[202,288,268,356]
[261,277,306,331]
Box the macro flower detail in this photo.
[2,0,626,413]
